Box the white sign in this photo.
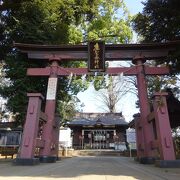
[46,77,58,100]
[126,129,136,143]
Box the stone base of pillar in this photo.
[155,160,180,168]
[39,156,57,163]
[139,157,155,164]
[14,158,40,165]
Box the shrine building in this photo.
[68,112,129,149]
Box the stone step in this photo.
[73,150,128,156]
[59,149,137,157]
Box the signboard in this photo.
[126,130,136,150]
[88,41,105,72]
[126,129,136,143]
[46,77,58,100]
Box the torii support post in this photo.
[153,93,180,168]
[133,57,155,164]
[134,114,144,160]
[14,93,44,165]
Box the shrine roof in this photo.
[68,113,128,127]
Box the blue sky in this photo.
[124,0,144,15]
[77,0,144,122]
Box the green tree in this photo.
[132,0,180,71]
[85,0,132,43]
[132,0,180,110]
[0,0,132,125]
[57,96,84,125]
[133,0,180,42]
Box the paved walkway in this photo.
[0,156,180,180]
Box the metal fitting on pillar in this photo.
[48,54,62,63]
[50,60,59,67]
[48,58,60,77]
[132,55,146,65]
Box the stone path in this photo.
[0,156,180,180]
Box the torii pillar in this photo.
[133,56,155,164]
[39,60,59,163]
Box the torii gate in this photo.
[13,41,179,166]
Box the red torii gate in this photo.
[13,41,179,166]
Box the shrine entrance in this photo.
[92,130,108,149]
[84,129,114,149]
[13,41,180,167]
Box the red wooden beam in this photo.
[27,66,169,76]
[14,41,180,61]
[57,67,138,76]
[25,49,170,61]
[144,66,169,75]
[27,68,50,76]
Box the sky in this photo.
[77,0,144,122]
[124,0,144,15]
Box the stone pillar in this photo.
[133,57,155,163]
[153,93,175,160]
[14,93,44,165]
[39,60,59,163]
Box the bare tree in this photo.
[57,96,84,125]
[95,74,137,113]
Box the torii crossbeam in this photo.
[27,66,169,76]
